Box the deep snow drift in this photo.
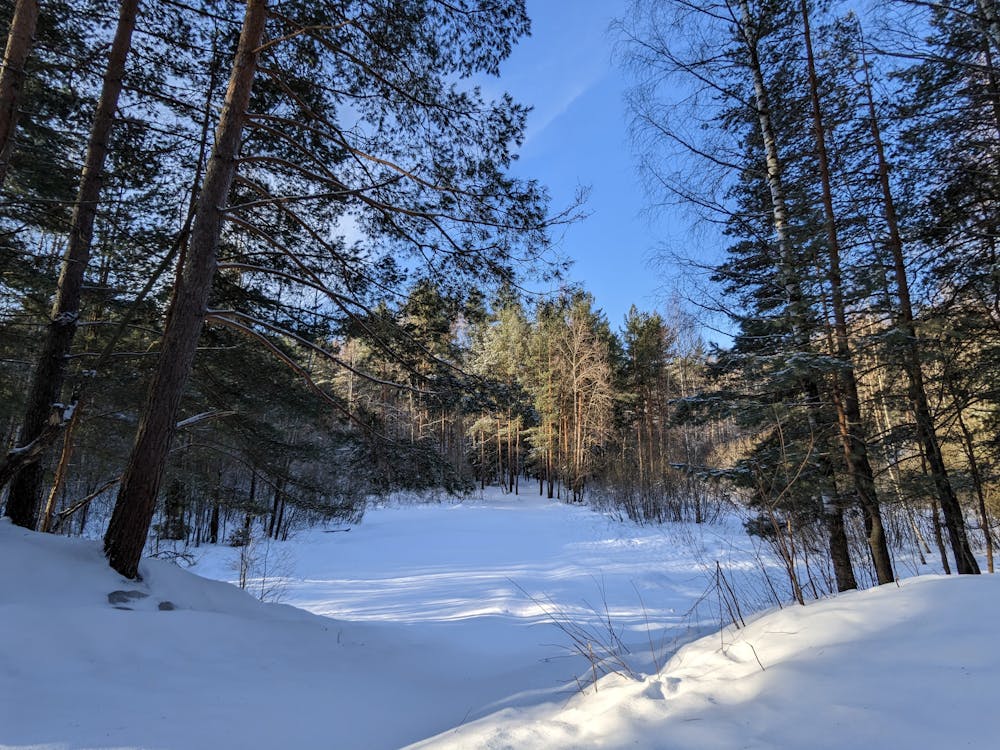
[1,489,997,749]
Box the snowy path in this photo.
[190,488,738,744]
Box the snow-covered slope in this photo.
[1,491,997,749]
[417,573,1000,749]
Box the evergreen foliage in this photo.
[0,0,996,593]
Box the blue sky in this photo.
[493,0,723,332]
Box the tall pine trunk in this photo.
[737,0,859,589]
[799,0,894,584]
[3,0,140,528]
[859,52,980,574]
[0,0,38,186]
[104,0,268,579]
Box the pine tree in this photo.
[3,0,140,529]
[619,0,903,589]
[104,0,555,577]
[0,0,38,185]
[104,0,268,578]
[879,0,1000,571]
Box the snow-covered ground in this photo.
[1,488,997,749]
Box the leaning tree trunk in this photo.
[3,0,140,529]
[36,29,222,535]
[104,0,268,579]
[859,53,980,574]
[736,0,860,589]
[799,0,894,584]
[0,0,38,186]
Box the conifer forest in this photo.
[2,0,999,597]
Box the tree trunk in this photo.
[103,0,268,579]
[506,409,514,492]
[276,497,287,540]
[738,0,862,589]
[3,0,139,528]
[514,420,520,495]
[0,0,38,186]
[546,351,555,499]
[38,408,80,533]
[799,0,894,584]
[209,503,220,545]
[930,498,952,575]
[269,473,286,540]
[954,402,994,572]
[860,55,979,574]
[496,417,504,490]
[825,495,857,592]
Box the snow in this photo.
[1,488,998,749]
[419,573,1000,749]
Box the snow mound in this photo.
[0,518,354,750]
[0,517,314,618]
[417,574,1000,749]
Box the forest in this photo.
[1,0,998,604]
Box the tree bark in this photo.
[0,0,38,186]
[104,0,268,579]
[953,399,994,572]
[799,0,894,584]
[737,0,863,588]
[38,407,80,532]
[859,55,980,574]
[3,0,139,528]
[930,498,952,575]
[496,416,503,490]
[825,493,857,592]
[209,502,220,545]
